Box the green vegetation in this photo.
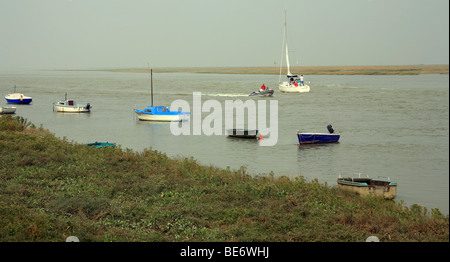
[0,115,448,242]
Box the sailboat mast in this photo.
[279,10,287,83]
[286,44,292,76]
[284,10,292,76]
[150,69,153,107]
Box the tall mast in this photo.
[279,9,287,83]
[279,9,293,80]
[150,69,153,107]
[284,10,292,76]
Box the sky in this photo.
[0,0,448,69]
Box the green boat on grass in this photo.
[337,174,398,200]
[85,142,116,148]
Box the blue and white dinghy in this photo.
[297,125,340,145]
[134,69,190,122]
[135,106,190,122]
[5,85,32,104]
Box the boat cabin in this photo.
[287,74,305,86]
[57,100,77,106]
[142,106,170,114]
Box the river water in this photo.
[1,69,448,214]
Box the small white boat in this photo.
[0,106,16,114]
[53,93,91,113]
[278,10,310,93]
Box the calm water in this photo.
[1,69,448,214]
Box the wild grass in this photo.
[0,115,448,242]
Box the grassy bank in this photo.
[0,115,448,242]
[110,65,449,75]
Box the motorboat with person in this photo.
[249,84,274,97]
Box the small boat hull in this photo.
[297,132,340,144]
[136,112,189,122]
[135,106,190,122]
[135,70,191,122]
[5,94,32,104]
[0,106,16,114]
[279,82,310,93]
[337,177,397,199]
[85,142,116,148]
[53,99,91,113]
[53,100,92,113]
[226,129,258,139]
[249,89,274,97]
[54,105,91,113]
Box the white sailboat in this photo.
[134,69,190,122]
[278,10,310,93]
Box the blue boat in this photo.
[297,132,340,144]
[5,86,32,104]
[134,69,190,122]
[297,124,340,145]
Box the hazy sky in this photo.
[1,0,448,69]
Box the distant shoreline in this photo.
[109,65,449,75]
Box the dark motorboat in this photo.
[297,124,340,145]
[226,129,259,139]
[249,89,274,97]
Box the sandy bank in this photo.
[111,65,449,75]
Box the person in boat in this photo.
[300,75,304,86]
[260,84,266,91]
